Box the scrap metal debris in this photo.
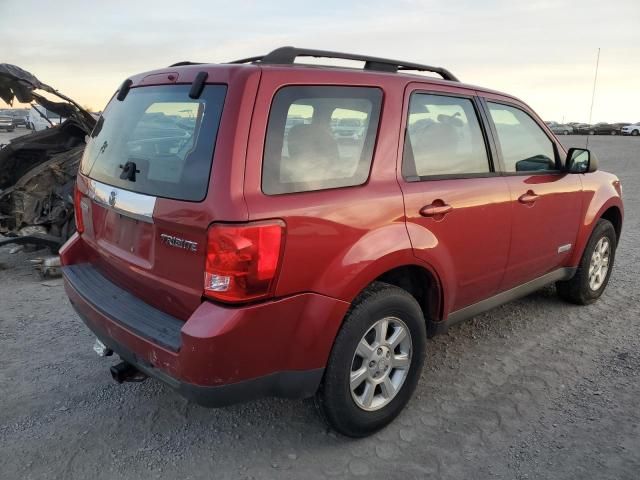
[31,255,62,278]
[0,64,96,251]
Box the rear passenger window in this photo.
[403,94,490,179]
[487,102,557,173]
[262,86,382,195]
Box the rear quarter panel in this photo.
[243,68,422,303]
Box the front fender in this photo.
[568,172,624,266]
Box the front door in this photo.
[482,99,582,290]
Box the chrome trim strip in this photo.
[87,179,156,223]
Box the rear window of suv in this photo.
[262,86,382,195]
[81,84,226,201]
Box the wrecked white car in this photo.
[0,64,96,250]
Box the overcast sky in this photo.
[1,0,639,122]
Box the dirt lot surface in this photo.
[1,133,639,479]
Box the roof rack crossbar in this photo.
[229,46,459,82]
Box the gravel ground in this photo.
[1,133,639,479]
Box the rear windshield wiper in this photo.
[119,160,141,182]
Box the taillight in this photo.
[74,185,85,234]
[204,221,285,303]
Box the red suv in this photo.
[61,47,623,437]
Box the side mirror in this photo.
[566,148,598,173]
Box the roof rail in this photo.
[168,61,204,67]
[229,46,459,82]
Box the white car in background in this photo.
[621,122,640,136]
[27,106,65,131]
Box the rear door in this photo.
[77,81,228,320]
[480,97,582,290]
[399,84,512,312]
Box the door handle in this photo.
[420,201,453,218]
[518,190,540,205]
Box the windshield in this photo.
[81,84,226,201]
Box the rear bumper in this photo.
[73,307,323,407]
[62,259,350,407]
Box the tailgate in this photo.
[79,179,208,320]
[75,83,227,320]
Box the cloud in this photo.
[1,0,638,120]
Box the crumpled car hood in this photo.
[0,64,97,251]
[0,63,95,133]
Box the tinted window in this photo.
[262,86,382,195]
[81,85,226,201]
[403,94,490,178]
[487,102,557,173]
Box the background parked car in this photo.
[332,117,365,140]
[590,122,626,135]
[0,114,15,131]
[27,105,65,131]
[0,109,28,128]
[549,124,574,135]
[573,123,593,134]
[621,122,640,136]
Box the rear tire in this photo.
[316,282,426,437]
[556,219,616,305]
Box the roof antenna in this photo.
[586,48,600,149]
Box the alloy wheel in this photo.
[350,317,412,411]
[589,237,610,291]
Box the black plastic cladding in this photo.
[189,71,209,99]
[116,79,133,101]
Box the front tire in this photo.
[556,219,617,305]
[316,282,426,437]
[632,130,639,137]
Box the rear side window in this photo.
[487,102,557,173]
[81,84,226,201]
[403,93,490,179]
[262,86,382,195]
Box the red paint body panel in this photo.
[499,173,582,289]
[62,233,350,385]
[402,176,512,311]
[568,171,624,267]
[60,62,623,397]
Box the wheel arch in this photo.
[569,196,623,266]
[375,264,443,327]
[343,259,446,338]
[600,205,622,242]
